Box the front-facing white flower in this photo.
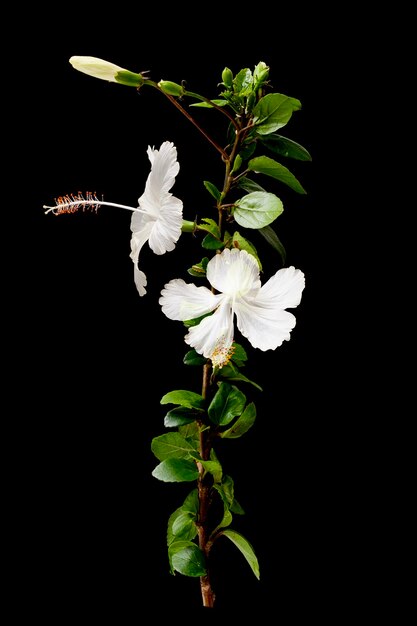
[159,248,305,367]
[130,141,183,295]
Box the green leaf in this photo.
[260,133,312,161]
[238,141,257,161]
[214,474,234,506]
[179,421,200,442]
[170,542,207,577]
[161,390,205,410]
[253,93,301,135]
[208,382,246,426]
[152,458,199,482]
[231,343,248,366]
[163,408,198,428]
[151,432,197,461]
[211,505,233,537]
[167,509,197,544]
[237,177,266,193]
[230,498,245,515]
[221,402,257,438]
[182,488,199,514]
[202,233,225,250]
[233,68,253,96]
[201,460,223,483]
[197,217,221,238]
[234,192,283,229]
[172,512,197,538]
[248,156,306,194]
[218,364,263,391]
[231,154,243,174]
[183,349,207,367]
[258,225,286,264]
[183,312,212,328]
[221,530,260,579]
[203,180,221,201]
[187,257,209,278]
[231,232,262,269]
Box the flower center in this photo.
[211,338,235,369]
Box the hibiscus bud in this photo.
[221,67,233,88]
[158,80,184,96]
[69,56,144,87]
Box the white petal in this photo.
[260,266,305,309]
[159,279,221,321]
[69,56,124,82]
[129,221,153,297]
[207,248,261,297]
[235,298,297,350]
[233,266,304,350]
[139,141,180,217]
[185,298,234,359]
[134,265,147,296]
[148,195,183,254]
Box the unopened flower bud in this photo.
[69,56,144,87]
[158,80,184,96]
[221,67,233,88]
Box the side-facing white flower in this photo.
[130,141,183,295]
[43,141,183,296]
[159,248,305,367]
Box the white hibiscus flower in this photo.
[44,141,183,296]
[159,248,305,367]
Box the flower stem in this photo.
[159,90,228,159]
[197,362,216,608]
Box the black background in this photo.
[7,7,365,621]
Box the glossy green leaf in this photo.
[233,68,253,96]
[211,505,233,537]
[151,432,197,461]
[231,154,243,174]
[234,192,283,229]
[208,382,246,426]
[221,530,260,579]
[170,542,207,577]
[163,407,198,428]
[197,217,221,238]
[167,509,197,544]
[179,422,200,445]
[183,349,207,367]
[253,93,301,135]
[182,488,199,514]
[204,180,221,201]
[231,343,247,365]
[260,133,312,161]
[201,460,223,482]
[238,141,257,161]
[248,156,306,194]
[161,390,205,410]
[183,312,212,328]
[230,498,245,515]
[218,363,263,391]
[202,233,225,250]
[231,232,262,269]
[257,225,286,264]
[237,177,266,193]
[152,458,199,482]
[221,402,257,438]
[187,257,209,278]
[214,474,234,506]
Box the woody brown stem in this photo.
[197,363,216,608]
